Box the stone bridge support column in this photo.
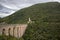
[8,28,11,36]
[13,27,15,37]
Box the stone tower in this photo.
[28,17,32,23]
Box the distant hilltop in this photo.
[0,2,60,40]
[0,2,60,24]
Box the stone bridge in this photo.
[0,24,28,38]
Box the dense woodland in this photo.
[0,2,60,40]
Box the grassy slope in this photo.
[0,2,60,40]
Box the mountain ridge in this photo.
[1,2,60,24]
[0,2,60,40]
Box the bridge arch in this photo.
[2,28,5,35]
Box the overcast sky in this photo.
[0,0,60,17]
[0,0,53,9]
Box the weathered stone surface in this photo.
[0,24,27,38]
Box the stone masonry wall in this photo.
[0,24,27,38]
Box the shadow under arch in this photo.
[2,28,5,35]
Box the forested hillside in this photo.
[2,2,60,24]
[0,2,60,40]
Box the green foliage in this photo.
[0,35,17,40]
[2,2,60,24]
[0,2,60,40]
[23,22,60,40]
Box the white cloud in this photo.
[0,11,15,17]
[0,0,60,17]
[0,0,53,10]
[0,13,9,17]
[53,0,60,2]
[1,4,19,10]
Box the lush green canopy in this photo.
[0,2,60,40]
